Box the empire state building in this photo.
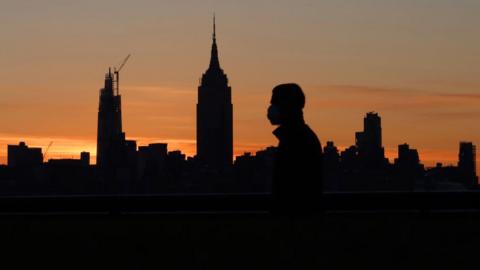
[196,16,233,171]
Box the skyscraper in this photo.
[355,112,385,166]
[97,69,123,168]
[196,16,233,171]
[96,67,138,171]
[458,142,477,187]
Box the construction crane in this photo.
[114,54,131,95]
[43,141,53,162]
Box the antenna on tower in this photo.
[213,13,216,40]
[114,54,131,95]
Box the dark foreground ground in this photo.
[1,193,479,269]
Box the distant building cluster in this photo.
[320,112,478,191]
[0,18,477,195]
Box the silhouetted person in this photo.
[268,83,323,214]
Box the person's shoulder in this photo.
[303,124,322,151]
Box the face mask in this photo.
[267,104,282,125]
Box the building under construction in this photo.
[96,56,137,192]
[96,68,124,168]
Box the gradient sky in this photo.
[1,0,479,167]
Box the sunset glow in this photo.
[1,1,479,169]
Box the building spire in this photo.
[209,13,220,70]
[213,13,216,41]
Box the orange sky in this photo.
[1,1,479,168]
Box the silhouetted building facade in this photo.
[355,112,386,167]
[137,143,169,193]
[97,68,137,167]
[45,152,95,194]
[97,69,124,168]
[81,152,90,166]
[458,142,477,188]
[395,144,421,170]
[393,143,423,190]
[96,68,137,193]
[48,152,90,167]
[196,16,233,172]
[323,141,341,190]
[424,163,466,191]
[7,142,43,167]
[234,147,276,192]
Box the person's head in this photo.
[267,83,305,125]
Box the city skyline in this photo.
[1,1,479,168]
